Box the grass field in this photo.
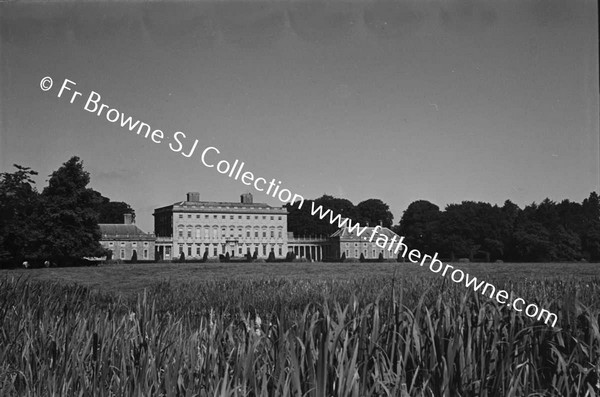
[2,261,599,295]
[1,262,600,396]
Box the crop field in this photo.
[1,262,600,396]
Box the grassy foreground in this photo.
[1,263,600,396]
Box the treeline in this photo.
[0,157,134,262]
[285,195,394,237]
[287,193,600,262]
[397,195,600,262]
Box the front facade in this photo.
[99,214,156,261]
[154,192,288,260]
[329,226,398,260]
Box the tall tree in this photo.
[395,200,442,253]
[91,192,135,223]
[37,157,105,258]
[356,198,393,228]
[0,165,41,259]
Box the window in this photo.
[262,216,266,220]
[247,230,251,238]
[238,228,243,237]
[255,216,258,220]
[179,245,184,254]
[195,227,201,239]
[355,249,358,257]
[144,242,149,246]
[222,215,226,219]
[270,216,274,220]
[255,231,259,237]
[196,247,201,256]
[165,246,171,256]
[263,231,266,238]
[188,214,191,219]
[120,242,126,247]
[179,214,183,219]
[354,243,358,247]
[221,227,226,237]
[178,226,183,238]
[372,249,375,257]
[279,247,282,256]
[238,216,242,219]
[278,216,282,220]
[120,249,125,259]
[263,245,267,255]
[212,228,218,238]
[247,216,250,220]
[188,246,192,256]
[230,215,234,220]
[213,247,217,256]
[239,248,243,255]
[278,230,282,238]
[196,215,200,219]
[108,242,114,247]
[270,230,274,238]
[213,215,217,219]
[143,249,148,259]
[204,228,210,239]
[132,242,137,247]
[187,228,192,238]
[205,215,209,219]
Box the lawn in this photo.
[1,260,598,296]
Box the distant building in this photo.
[99,214,155,261]
[153,192,288,260]
[329,226,398,260]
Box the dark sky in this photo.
[1,0,598,233]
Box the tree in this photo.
[93,195,135,224]
[396,200,442,253]
[131,250,138,263]
[0,165,41,259]
[36,157,105,259]
[179,251,185,262]
[356,198,393,228]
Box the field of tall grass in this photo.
[1,271,600,396]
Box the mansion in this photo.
[154,192,289,261]
[148,192,398,262]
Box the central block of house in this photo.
[153,192,288,260]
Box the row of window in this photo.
[110,248,149,260]
[178,243,284,257]
[179,214,283,221]
[345,248,392,258]
[106,241,150,247]
[177,226,284,239]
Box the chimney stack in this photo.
[187,192,200,202]
[241,193,253,204]
[124,213,134,224]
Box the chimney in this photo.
[124,213,134,224]
[241,193,253,204]
[187,192,200,202]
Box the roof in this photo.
[154,200,287,214]
[330,226,397,240]
[99,224,155,240]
